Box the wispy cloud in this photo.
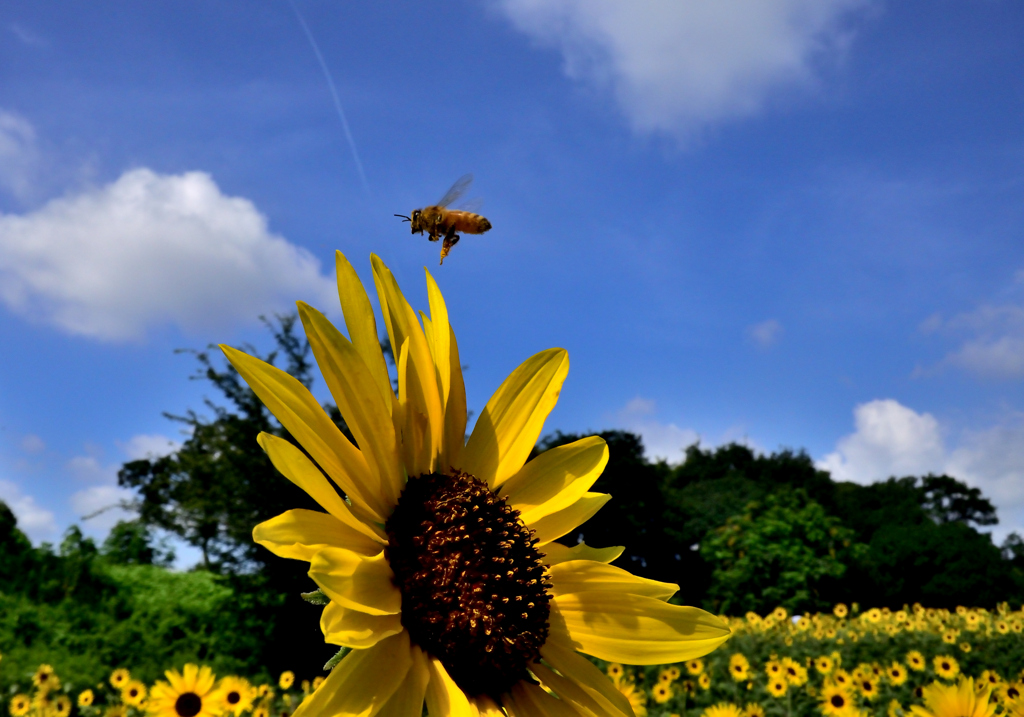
[918,303,1024,380]
[748,319,784,349]
[495,0,872,137]
[0,109,40,200]
[0,168,336,341]
[0,478,57,542]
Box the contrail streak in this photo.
[287,0,370,194]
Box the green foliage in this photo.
[701,490,867,614]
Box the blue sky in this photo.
[1,1,1023,559]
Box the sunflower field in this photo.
[5,602,1024,717]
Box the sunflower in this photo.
[959,643,972,653]
[744,704,765,717]
[820,684,852,717]
[148,664,224,717]
[33,665,59,691]
[907,651,926,672]
[615,680,648,717]
[54,695,72,717]
[311,677,324,691]
[607,664,625,682]
[79,690,95,708]
[229,253,731,717]
[889,663,908,687]
[942,631,958,645]
[999,683,1023,704]
[834,604,848,619]
[996,621,1010,634]
[833,669,852,688]
[771,607,788,622]
[687,659,706,676]
[667,666,682,681]
[111,669,131,689]
[783,658,808,687]
[658,668,675,684]
[859,678,880,701]
[699,673,712,691]
[765,660,783,679]
[219,677,255,716]
[253,706,270,717]
[279,672,295,690]
[768,680,787,698]
[816,656,834,675]
[730,654,750,681]
[910,678,996,717]
[934,656,960,681]
[8,695,30,717]
[652,683,673,704]
[702,704,743,717]
[123,680,148,706]
[889,700,904,717]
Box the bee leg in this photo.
[440,232,460,264]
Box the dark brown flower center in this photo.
[831,695,845,708]
[175,693,202,717]
[386,470,551,698]
[227,692,240,705]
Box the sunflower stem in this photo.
[323,646,351,671]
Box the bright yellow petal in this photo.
[377,646,430,717]
[336,251,394,414]
[550,594,731,664]
[220,345,386,522]
[531,661,631,717]
[540,637,635,717]
[541,541,624,566]
[320,602,405,649]
[253,509,382,562]
[396,337,432,477]
[299,302,404,508]
[424,269,451,409]
[258,432,385,543]
[549,561,677,601]
[500,436,608,525]
[530,493,610,545]
[510,682,577,717]
[462,348,569,489]
[292,632,411,717]
[372,254,443,468]
[309,548,402,616]
[442,325,467,471]
[424,657,473,717]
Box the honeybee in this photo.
[395,174,492,264]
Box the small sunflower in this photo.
[652,683,673,704]
[615,680,648,717]
[658,668,675,684]
[771,607,788,622]
[687,659,706,676]
[9,695,30,717]
[859,678,879,701]
[834,604,848,619]
[311,677,324,691]
[833,669,852,687]
[230,253,731,717]
[907,651,926,671]
[667,666,682,681]
[702,704,743,717]
[820,684,852,717]
[148,664,224,717]
[765,660,783,679]
[816,656,834,675]
[33,665,59,691]
[219,677,255,716]
[942,631,958,645]
[910,678,996,717]
[768,680,788,698]
[744,704,765,717]
[253,706,270,717]
[279,672,295,690]
[999,683,1023,704]
[959,643,972,653]
[111,669,131,689]
[79,690,95,708]
[889,662,908,687]
[699,673,712,691]
[123,680,147,706]
[54,695,72,717]
[730,654,750,681]
[783,658,808,686]
[607,663,625,681]
[934,656,960,681]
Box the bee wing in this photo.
[436,174,474,208]
[455,197,484,213]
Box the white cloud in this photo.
[71,484,136,532]
[919,303,1024,380]
[0,478,57,542]
[617,396,700,462]
[819,399,1024,542]
[496,0,871,135]
[0,110,39,200]
[20,434,45,454]
[0,168,336,341]
[748,319,783,349]
[120,433,181,461]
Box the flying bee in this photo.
[395,174,492,264]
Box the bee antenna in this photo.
[394,214,411,222]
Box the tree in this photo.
[700,489,867,614]
[101,520,176,567]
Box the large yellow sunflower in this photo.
[147,664,224,717]
[910,678,996,717]
[218,677,255,716]
[228,253,732,717]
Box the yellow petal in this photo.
[396,337,431,477]
[500,436,608,525]
[377,645,430,717]
[530,493,610,545]
[442,325,467,471]
[550,594,731,664]
[539,637,634,717]
[309,548,402,616]
[424,269,451,409]
[424,657,473,717]
[541,541,624,566]
[253,509,382,562]
[336,251,394,414]
[510,682,577,717]
[462,348,570,489]
[531,661,631,717]
[320,602,404,649]
[292,631,411,717]
[475,696,504,717]
[299,302,404,508]
[258,433,385,543]
[220,345,386,522]
[372,254,443,467]
[549,560,677,601]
